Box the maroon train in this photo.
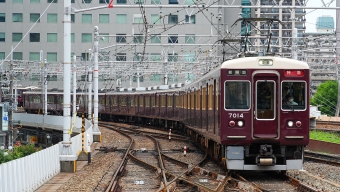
[23,56,310,170]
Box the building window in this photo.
[99,14,109,23]
[133,14,143,23]
[71,33,75,42]
[12,33,22,42]
[116,34,126,43]
[168,15,178,24]
[185,0,195,4]
[185,15,195,24]
[30,0,40,3]
[151,0,160,4]
[0,33,5,42]
[169,0,177,4]
[150,53,161,61]
[116,14,127,24]
[150,34,161,43]
[47,33,57,42]
[47,52,57,61]
[13,52,22,60]
[117,0,126,4]
[81,53,89,61]
[0,52,5,59]
[99,33,109,43]
[185,53,196,62]
[133,34,143,43]
[82,33,92,42]
[29,52,40,61]
[82,0,91,3]
[168,35,178,43]
[71,14,75,22]
[0,13,5,22]
[151,14,161,24]
[30,13,40,23]
[168,53,178,62]
[116,53,126,61]
[47,13,57,23]
[13,0,23,3]
[47,0,57,2]
[185,34,195,44]
[133,53,142,61]
[30,33,40,42]
[99,0,110,3]
[13,13,23,22]
[134,0,144,4]
[82,14,92,23]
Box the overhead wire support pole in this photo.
[336,0,340,117]
[93,26,101,141]
[60,0,76,172]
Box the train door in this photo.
[253,74,278,138]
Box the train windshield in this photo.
[282,81,306,110]
[225,81,250,110]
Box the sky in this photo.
[305,0,336,32]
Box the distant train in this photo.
[22,55,310,171]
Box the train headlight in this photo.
[237,121,243,127]
[296,121,302,127]
[229,121,235,127]
[287,121,293,127]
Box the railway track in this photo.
[304,151,340,167]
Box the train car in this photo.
[22,55,309,171]
[221,56,309,170]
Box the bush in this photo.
[0,144,41,164]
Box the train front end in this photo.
[220,56,310,171]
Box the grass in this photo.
[310,130,340,144]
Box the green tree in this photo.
[311,80,338,116]
[0,144,41,164]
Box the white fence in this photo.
[0,113,93,192]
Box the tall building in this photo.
[304,16,336,95]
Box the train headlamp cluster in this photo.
[229,120,244,127]
[287,120,302,128]
[258,59,273,66]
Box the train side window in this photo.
[225,81,250,110]
[161,95,166,107]
[197,89,201,110]
[99,97,105,105]
[191,91,195,109]
[208,84,213,110]
[113,96,117,106]
[130,96,134,107]
[282,81,306,110]
[47,95,54,103]
[121,97,126,106]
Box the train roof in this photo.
[221,56,309,69]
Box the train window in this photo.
[282,81,306,110]
[113,96,117,106]
[130,97,134,107]
[208,84,213,110]
[168,95,173,107]
[256,81,275,119]
[197,89,201,110]
[47,96,54,103]
[161,95,166,107]
[99,97,105,105]
[191,91,194,109]
[33,96,40,103]
[106,96,110,106]
[225,81,250,110]
[216,82,218,110]
[121,97,126,106]
[145,96,150,107]
[201,88,205,110]
[139,96,144,107]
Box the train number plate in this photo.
[228,113,244,118]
